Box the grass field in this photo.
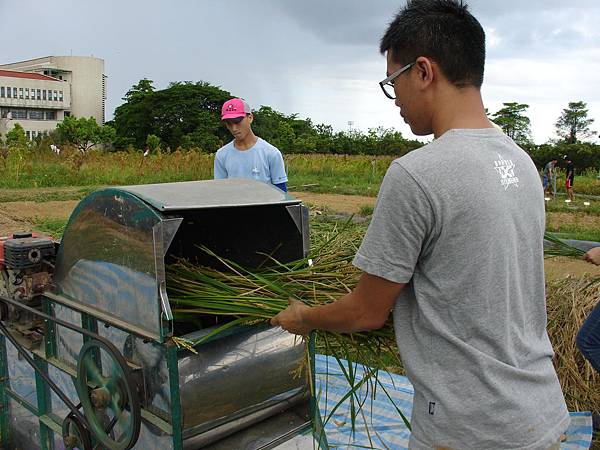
[4,148,599,198]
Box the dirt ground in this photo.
[548,211,600,229]
[291,191,376,215]
[0,200,78,236]
[0,191,597,279]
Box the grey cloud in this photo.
[270,0,399,47]
[269,0,600,59]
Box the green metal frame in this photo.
[0,334,10,444]
[0,297,327,450]
[166,344,184,450]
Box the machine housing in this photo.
[0,179,323,450]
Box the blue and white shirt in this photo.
[214,138,288,187]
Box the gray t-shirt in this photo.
[353,128,569,450]
[543,161,555,176]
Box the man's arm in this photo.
[268,148,288,187]
[270,272,405,335]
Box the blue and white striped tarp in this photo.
[314,354,593,449]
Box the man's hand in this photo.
[584,247,600,266]
[270,273,405,335]
[271,299,312,335]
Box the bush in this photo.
[146,134,161,152]
[5,123,27,147]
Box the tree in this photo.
[113,80,231,149]
[111,79,423,155]
[55,116,115,152]
[123,78,155,102]
[5,123,27,147]
[491,102,532,145]
[555,101,595,144]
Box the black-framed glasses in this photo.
[379,62,415,100]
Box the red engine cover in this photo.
[0,232,45,270]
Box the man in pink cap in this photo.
[214,98,288,192]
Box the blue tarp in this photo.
[315,354,593,449]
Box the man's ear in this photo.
[247,113,254,124]
[415,56,435,88]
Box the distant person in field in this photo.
[543,157,558,197]
[214,98,288,192]
[564,155,575,201]
[271,0,569,448]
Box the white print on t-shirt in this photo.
[493,154,519,190]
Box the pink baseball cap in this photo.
[221,98,251,120]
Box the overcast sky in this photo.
[1,0,599,144]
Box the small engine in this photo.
[0,232,55,324]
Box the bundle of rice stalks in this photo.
[167,221,398,366]
[545,276,600,413]
[544,232,586,258]
[167,220,409,432]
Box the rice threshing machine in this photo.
[0,179,324,449]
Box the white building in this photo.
[0,56,106,140]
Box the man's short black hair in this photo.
[380,0,485,88]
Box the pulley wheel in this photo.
[62,412,92,450]
[75,338,141,450]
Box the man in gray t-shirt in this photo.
[543,158,558,197]
[272,1,569,448]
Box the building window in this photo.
[11,109,27,119]
[29,110,44,120]
[36,89,41,100]
[53,90,57,101]
[59,91,63,101]
[48,90,53,101]
[45,110,56,120]
[7,87,11,98]
[25,88,29,99]
[19,88,23,99]
[1,108,8,118]
[13,87,17,98]
[0,87,4,98]
[26,131,30,139]
[42,90,47,100]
